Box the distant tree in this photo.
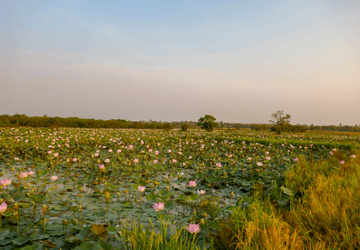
[198,115,218,132]
[219,121,224,129]
[269,110,291,135]
[181,123,190,131]
[310,124,314,132]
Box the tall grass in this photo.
[212,151,360,249]
[119,218,202,250]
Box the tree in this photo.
[310,124,314,132]
[198,115,218,132]
[219,121,224,129]
[181,123,190,131]
[269,110,291,135]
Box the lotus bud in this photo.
[62,219,70,226]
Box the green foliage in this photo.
[198,115,219,132]
[269,110,292,135]
[119,218,202,250]
[181,123,190,131]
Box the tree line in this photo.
[0,113,359,132]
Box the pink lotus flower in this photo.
[134,159,139,163]
[216,163,222,167]
[153,202,164,212]
[266,157,271,160]
[153,160,158,164]
[0,202,7,214]
[265,152,269,154]
[108,149,113,152]
[0,179,11,187]
[53,153,59,157]
[257,162,263,167]
[117,149,121,153]
[340,161,345,164]
[138,186,145,192]
[28,171,35,176]
[72,158,77,162]
[248,157,252,160]
[14,157,19,161]
[47,150,52,154]
[104,159,110,163]
[19,172,28,178]
[294,158,299,162]
[167,150,172,153]
[189,156,192,159]
[351,155,356,158]
[155,151,159,155]
[197,190,205,195]
[189,181,197,187]
[187,223,200,234]
[172,159,177,163]
[51,176,58,181]
[99,164,105,169]
[329,151,334,155]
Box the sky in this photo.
[1,0,359,125]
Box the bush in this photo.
[181,123,190,131]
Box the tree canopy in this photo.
[269,110,291,134]
[198,115,218,132]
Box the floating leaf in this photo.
[90,224,108,241]
[106,225,117,235]
[12,236,30,246]
[164,200,175,210]
[185,194,199,202]
[74,241,102,250]
[0,229,10,240]
[280,186,294,196]
[157,189,171,199]
[146,193,157,202]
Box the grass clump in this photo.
[212,152,360,249]
[118,218,202,250]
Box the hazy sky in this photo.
[1,0,359,125]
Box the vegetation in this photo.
[269,110,292,134]
[0,127,358,249]
[1,114,360,132]
[197,115,219,132]
[213,151,360,249]
[181,124,190,132]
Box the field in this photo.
[0,127,359,249]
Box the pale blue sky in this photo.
[1,0,359,125]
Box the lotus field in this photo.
[0,127,359,249]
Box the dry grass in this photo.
[213,151,360,250]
